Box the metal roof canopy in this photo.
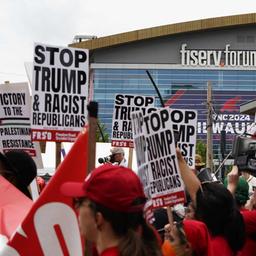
[240,99,256,115]
[70,13,256,50]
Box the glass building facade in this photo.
[70,13,256,165]
[93,68,256,159]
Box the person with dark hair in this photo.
[163,219,213,256]
[153,207,184,243]
[176,149,245,255]
[61,164,161,256]
[0,150,37,199]
[195,182,245,255]
[225,166,256,256]
[153,208,169,242]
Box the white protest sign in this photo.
[0,83,36,156]
[132,108,185,209]
[31,43,89,142]
[169,109,197,168]
[112,94,155,148]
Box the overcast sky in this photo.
[1,0,256,84]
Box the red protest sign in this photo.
[3,127,88,255]
[0,176,32,240]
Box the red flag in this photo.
[0,176,32,240]
[3,128,88,256]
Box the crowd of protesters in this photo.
[1,146,256,255]
[59,147,256,256]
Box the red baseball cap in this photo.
[183,219,213,256]
[60,164,146,213]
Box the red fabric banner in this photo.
[0,176,32,240]
[2,127,88,255]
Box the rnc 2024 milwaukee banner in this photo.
[31,43,89,142]
[165,89,256,149]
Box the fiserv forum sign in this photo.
[180,44,256,67]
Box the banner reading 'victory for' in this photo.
[0,83,36,155]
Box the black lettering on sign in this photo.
[146,130,173,161]
[144,109,169,134]
[0,93,26,105]
[150,174,181,194]
[138,164,150,198]
[175,125,195,142]
[115,94,124,105]
[145,96,154,106]
[170,110,196,124]
[12,106,23,116]
[0,127,30,136]
[183,156,193,166]
[133,96,144,106]
[177,143,194,157]
[114,105,121,119]
[131,111,144,136]
[112,131,133,140]
[75,50,87,68]
[134,135,147,166]
[34,45,46,64]
[122,121,132,132]
[60,48,73,67]
[116,106,155,121]
[46,46,59,65]
[32,112,86,127]
[150,155,178,180]
[2,139,34,148]
[44,94,87,114]
[115,95,154,106]
[34,45,87,67]
[34,67,86,94]
[119,106,128,120]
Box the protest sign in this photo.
[132,108,185,209]
[31,43,89,142]
[0,83,36,156]
[1,127,89,255]
[111,94,155,148]
[169,109,197,168]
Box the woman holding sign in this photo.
[176,149,245,256]
[61,164,161,256]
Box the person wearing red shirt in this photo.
[226,166,256,256]
[61,164,161,256]
[176,149,245,256]
[163,219,213,256]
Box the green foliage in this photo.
[196,140,207,163]
[96,121,109,142]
